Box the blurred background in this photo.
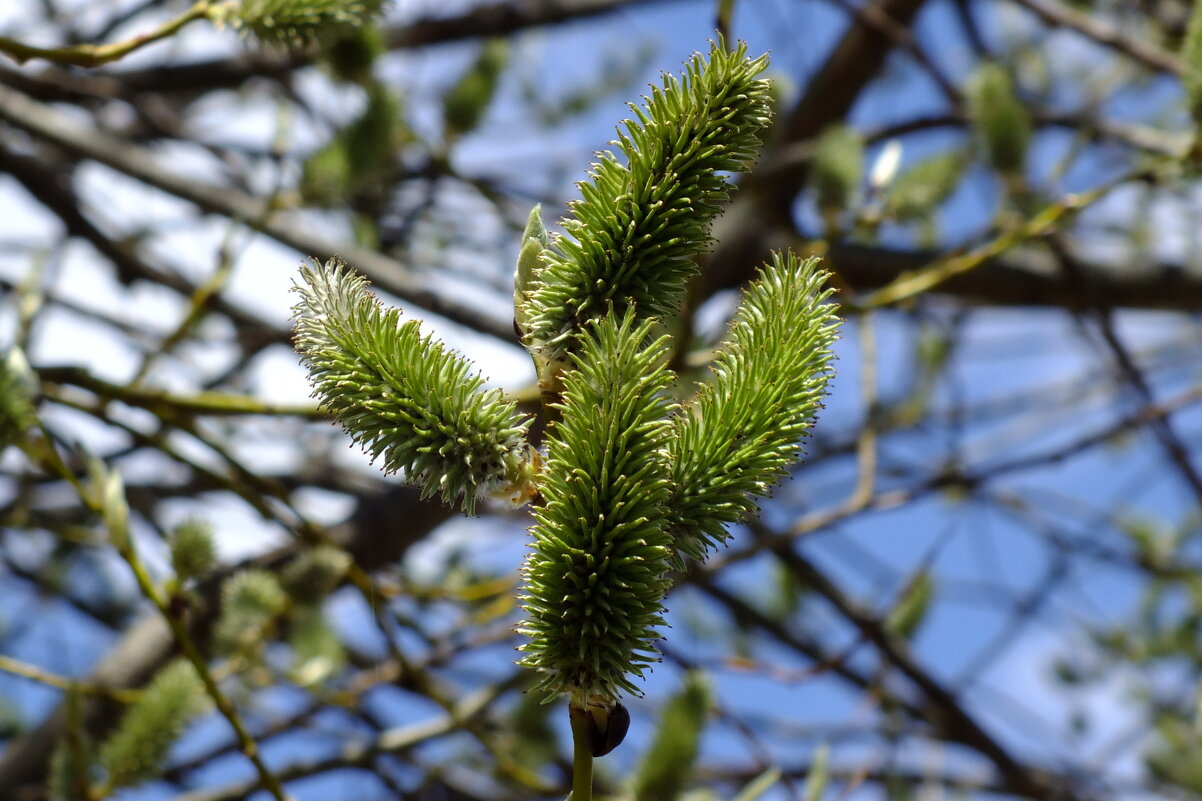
[1,1,1201,800]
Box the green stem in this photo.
[857,159,1177,310]
[40,366,323,418]
[569,705,595,801]
[0,2,212,67]
[0,654,140,703]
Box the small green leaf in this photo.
[733,768,783,801]
[883,570,934,640]
[803,743,830,801]
[102,470,130,551]
[515,204,548,338]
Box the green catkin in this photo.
[288,40,840,756]
[169,519,217,582]
[97,660,204,789]
[669,253,839,562]
[292,258,535,515]
[281,545,351,603]
[223,0,386,46]
[215,569,287,654]
[518,310,675,704]
[521,40,774,363]
[965,63,1031,177]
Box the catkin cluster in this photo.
[293,41,839,711]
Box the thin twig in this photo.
[0,2,211,67]
[1008,0,1185,76]
[0,655,141,704]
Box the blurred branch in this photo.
[0,2,209,67]
[701,382,1202,577]
[1008,0,1186,75]
[0,655,140,704]
[858,179,1120,309]
[165,678,520,801]
[0,142,287,350]
[0,482,454,795]
[767,542,1089,801]
[0,615,174,793]
[809,239,1202,312]
[38,366,324,419]
[95,0,685,99]
[1048,235,1202,506]
[385,0,683,48]
[0,3,1197,799]
[106,511,290,801]
[696,763,1009,796]
[0,81,518,343]
[864,110,1189,157]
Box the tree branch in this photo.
[768,542,1092,801]
[1007,0,1185,75]
[0,81,518,343]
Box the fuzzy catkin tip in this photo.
[522,40,774,363]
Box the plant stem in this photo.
[568,705,594,801]
[0,654,141,703]
[39,366,323,418]
[0,1,211,67]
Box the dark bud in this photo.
[167,589,192,621]
[586,701,631,757]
